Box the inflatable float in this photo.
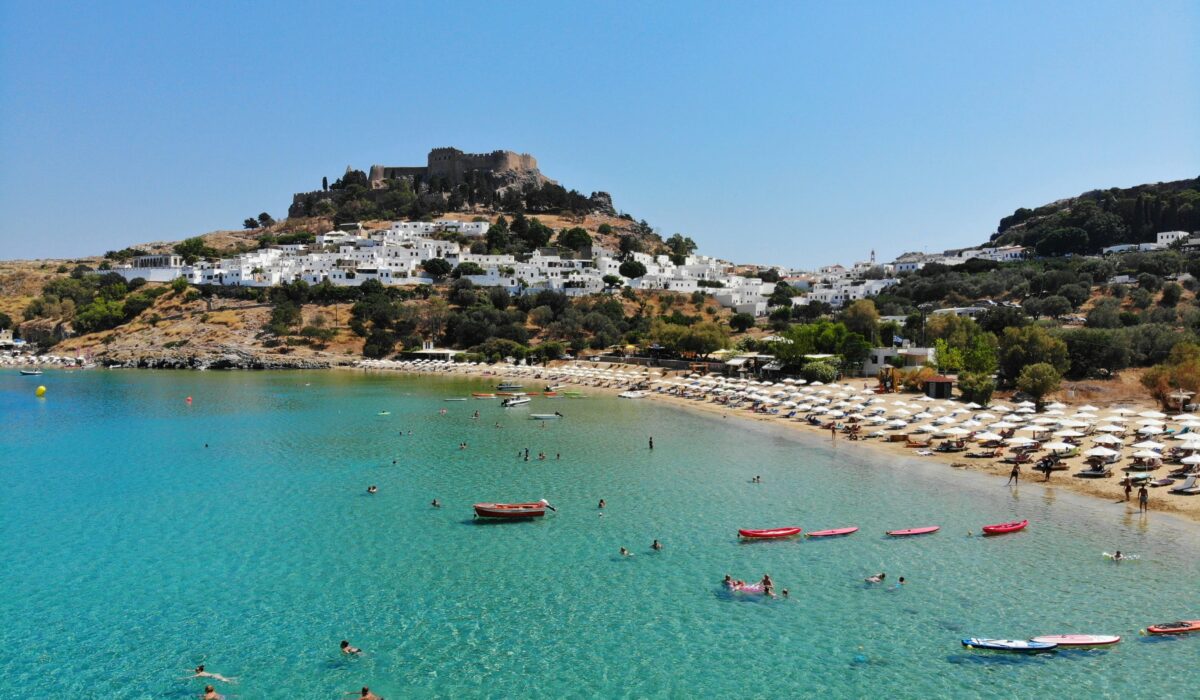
[962,638,1057,652]
[1146,620,1200,635]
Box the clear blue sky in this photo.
[1,1,1197,267]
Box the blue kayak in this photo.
[962,638,1057,652]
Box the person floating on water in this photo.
[366,485,378,494]
[865,572,886,584]
[185,666,235,684]
[651,539,663,550]
[341,640,361,655]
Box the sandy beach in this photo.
[356,358,1200,524]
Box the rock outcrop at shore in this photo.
[103,349,336,370]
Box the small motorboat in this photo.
[19,369,43,376]
[1029,634,1120,647]
[545,385,565,392]
[962,638,1057,653]
[473,501,551,519]
[738,527,802,539]
[806,526,858,538]
[444,397,468,402]
[981,519,1028,536]
[618,391,646,399]
[501,396,531,407]
[497,382,523,391]
[377,411,391,416]
[472,392,496,399]
[1146,620,1200,635]
[529,413,563,420]
[886,526,940,537]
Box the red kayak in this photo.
[1146,620,1200,635]
[738,527,802,539]
[474,502,547,518]
[806,526,859,538]
[886,526,940,537]
[982,519,1028,536]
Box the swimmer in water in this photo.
[367,485,377,494]
[431,499,441,508]
[341,640,362,655]
[620,547,632,557]
[201,685,222,700]
[651,539,663,550]
[723,574,734,588]
[344,687,382,700]
[1112,550,1123,562]
[865,572,885,584]
[781,589,790,598]
[185,666,235,684]
[598,499,606,509]
[893,577,906,589]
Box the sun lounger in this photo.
[1076,468,1112,478]
[1170,475,1200,494]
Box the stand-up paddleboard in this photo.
[962,638,1057,652]
[738,527,802,539]
[886,526,940,537]
[806,526,858,538]
[981,519,1028,536]
[1146,620,1200,635]
[1030,634,1120,647]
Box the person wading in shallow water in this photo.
[1007,463,1020,486]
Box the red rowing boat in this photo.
[982,519,1028,536]
[1146,620,1200,635]
[474,502,547,518]
[738,527,802,539]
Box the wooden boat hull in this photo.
[473,502,546,519]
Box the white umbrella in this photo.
[1137,426,1164,435]
[1138,411,1167,419]
[1077,405,1099,412]
[1043,441,1075,451]
[1017,401,1036,408]
[1046,402,1067,410]
[965,402,982,409]
[1092,434,1124,445]
[942,427,970,436]
[991,421,1019,429]
[1053,429,1086,438]
[1183,454,1200,465]
[1084,446,1119,457]
[1094,424,1125,433]
[1006,436,1036,445]
[1132,450,1163,459]
[1132,440,1165,450]
[1109,408,1136,415]
[974,432,1004,442]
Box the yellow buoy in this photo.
[36,385,47,397]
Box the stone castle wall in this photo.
[368,147,540,187]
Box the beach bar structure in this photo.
[924,375,954,399]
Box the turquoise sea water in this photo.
[2,370,1199,699]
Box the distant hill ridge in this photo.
[988,177,1200,255]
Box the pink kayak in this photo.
[886,526,940,537]
[806,526,859,538]
[738,527,802,539]
[1029,634,1120,647]
[982,519,1028,536]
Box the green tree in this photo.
[841,299,879,343]
[243,218,260,230]
[0,311,11,330]
[265,301,302,336]
[957,372,996,406]
[602,274,623,289]
[257,212,275,228]
[174,237,216,264]
[801,361,838,383]
[1086,298,1122,328]
[998,325,1069,386]
[557,227,592,251]
[619,260,647,279]
[1160,282,1183,307]
[452,262,485,278]
[421,258,453,279]
[1016,362,1062,408]
[730,312,755,332]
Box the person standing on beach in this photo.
[1007,463,1020,486]
[830,424,837,441]
[1123,479,1133,501]
[1138,485,1149,513]
[648,436,654,450]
